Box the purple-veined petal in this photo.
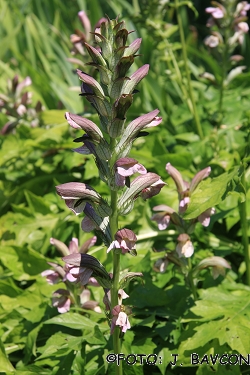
[65,112,103,142]
[56,182,101,201]
[76,69,105,97]
[65,199,86,215]
[123,38,142,57]
[122,64,149,94]
[118,173,161,213]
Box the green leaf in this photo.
[0,338,15,372]
[183,167,240,219]
[0,246,48,280]
[179,284,250,357]
[132,337,157,355]
[44,313,100,330]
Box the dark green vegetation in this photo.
[0,0,249,374]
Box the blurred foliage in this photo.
[0,0,250,374]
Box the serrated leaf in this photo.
[180,285,250,356]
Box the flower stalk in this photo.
[51,17,165,374]
[238,171,250,286]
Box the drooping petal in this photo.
[198,207,215,227]
[176,233,194,258]
[52,289,71,314]
[41,269,60,285]
[116,311,131,333]
[151,212,171,230]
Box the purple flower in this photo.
[204,34,220,48]
[115,157,147,186]
[151,205,175,230]
[107,228,137,255]
[140,178,166,200]
[80,289,102,313]
[176,233,194,258]
[52,289,71,313]
[194,256,231,279]
[205,6,225,19]
[56,182,102,215]
[62,253,112,288]
[111,305,131,334]
[41,269,60,285]
[198,207,216,227]
[65,264,93,285]
[166,163,211,214]
[235,2,250,17]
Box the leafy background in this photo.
[0,0,250,374]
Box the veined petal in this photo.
[122,64,149,94]
[56,182,101,201]
[115,110,161,157]
[123,38,142,57]
[153,205,175,213]
[65,112,103,142]
[65,199,86,215]
[118,173,161,213]
[126,109,161,135]
[76,69,105,97]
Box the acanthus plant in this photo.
[202,0,250,115]
[44,16,165,361]
[151,163,231,300]
[0,75,43,135]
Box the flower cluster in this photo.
[151,163,215,258]
[205,1,249,48]
[203,1,249,86]
[151,163,230,281]
[0,75,43,134]
[53,17,164,335]
[41,236,105,314]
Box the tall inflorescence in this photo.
[54,16,165,336]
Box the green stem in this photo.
[218,41,229,115]
[109,138,122,375]
[175,0,204,140]
[238,172,250,286]
[188,258,198,301]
